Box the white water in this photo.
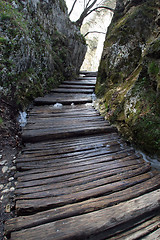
[136,150,160,171]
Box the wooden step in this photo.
[5,175,160,237]
[22,125,117,143]
[51,88,94,93]
[8,189,160,239]
[59,84,95,89]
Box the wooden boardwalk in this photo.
[5,72,160,239]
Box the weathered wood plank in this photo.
[51,88,94,93]
[5,175,160,236]
[16,172,153,201]
[16,163,141,189]
[58,84,95,89]
[16,148,135,168]
[109,214,160,239]
[22,125,117,142]
[34,97,92,105]
[18,139,123,159]
[79,71,97,77]
[10,189,160,240]
[17,157,144,182]
[142,228,160,239]
[16,172,154,214]
[20,138,122,157]
[62,80,95,86]
[15,164,151,196]
[23,132,120,151]
[16,153,141,176]
[24,121,110,131]
[15,163,151,195]
[23,132,119,147]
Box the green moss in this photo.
[148,61,159,75]
[132,114,160,155]
[0,0,28,33]
[0,117,3,125]
[0,37,8,44]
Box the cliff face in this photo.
[81,0,116,71]
[0,0,86,107]
[96,0,160,155]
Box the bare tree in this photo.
[68,0,114,28]
[69,0,78,16]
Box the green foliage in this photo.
[148,61,159,75]
[0,0,28,32]
[0,37,8,44]
[1,13,11,21]
[0,117,3,125]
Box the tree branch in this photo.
[75,1,114,27]
[84,31,106,37]
[86,6,114,17]
[75,0,97,27]
[86,0,93,8]
[69,0,78,16]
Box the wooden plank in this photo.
[15,172,154,214]
[79,71,97,77]
[5,175,160,236]
[23,133,120,151]
[142,228,160,239]
[24,120,109,130]
[59,84,95,89]
[109,214,160,239]
[34,97,92,105]
[51,88,94,93]
[16,153,141,176]
[19,139,123,158]
[17,158,144,182]
[10,189,160,240]
[20,137,121,157]
[15,164,151,196]
[63,80,95,86]
[16,172,153,201]
[22,125,117,143]
[16,163,141,189]
[16,147,134,167]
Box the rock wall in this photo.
[0,0,86,107]
[96,0,160,155]
[81,9,114,71]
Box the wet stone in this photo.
[2,166,8,174]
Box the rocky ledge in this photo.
[96,0,160,156]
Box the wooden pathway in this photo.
[5,72,160,239]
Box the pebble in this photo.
[2,166,8,174]
[0,160,7,166]
[6,182,11,188]
[9,166,16,171]
[9,177,14,181]
[2,189,9,194]
[0,184,4,190]
[6,204,11,213]
[10,187,15,191]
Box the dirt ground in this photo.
[0,95,22,240]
